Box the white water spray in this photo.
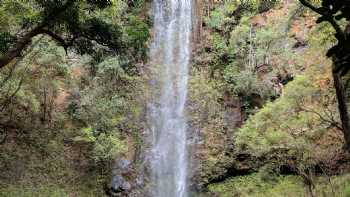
[148,0,192,196]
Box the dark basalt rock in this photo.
[106,158,134,196]
[111,175,127,193]
[116,159,132,172]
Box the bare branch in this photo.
[301,106,343,131]
[299,0,323,14]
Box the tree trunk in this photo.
[0,26,44,68]
[332,65,350,150]
[0,1,76,69]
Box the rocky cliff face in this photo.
[187,78,244,190]
[186,43,245,190]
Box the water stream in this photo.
[148,0,193,196]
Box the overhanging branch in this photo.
[0,0,78,69]
[298,0,345,41]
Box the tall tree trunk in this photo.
[332,63,350,150]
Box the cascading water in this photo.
[148,0,192,196]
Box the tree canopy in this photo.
[0,0,148,68]
[299,0,350,75]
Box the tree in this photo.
[0,0,125,69]
[298,0,350,150]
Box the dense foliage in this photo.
[0,0,150,195]
[1,0,350,196]
[193,0,350,195]
[0,0,150,68]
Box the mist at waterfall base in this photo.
[147,0,193,196]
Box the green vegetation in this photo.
[0,0,149,195]
[208,173,305,197]
[199,0,297,114]
[192,0,350,195]
[208,173,350,197]
[0,185,103,197]
[1,0,350,196]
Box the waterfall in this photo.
[148,0,192,196]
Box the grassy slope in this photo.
[207,173,350,197]
[0,185,103,197]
